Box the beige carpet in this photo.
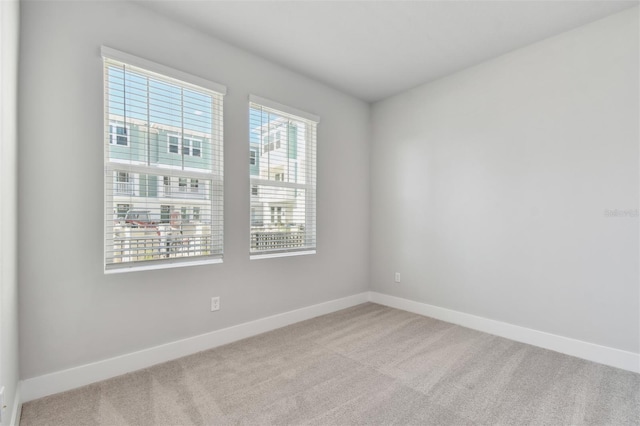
[21,303,640,425]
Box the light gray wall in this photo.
[0,0,20,422]
[19,1,370,378]
[371,8,639,353]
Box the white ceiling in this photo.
[137,0,638,103]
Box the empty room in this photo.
[0,0,638,425]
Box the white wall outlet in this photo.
[211,296,220,312]
[394,272,401,283]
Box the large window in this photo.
[103,47,225,271]
[249,96,318,257]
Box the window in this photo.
[249,95,318,257]
[178,178,188,192]
[168,135,202,157]
[163,176,171,196]
[168,135,180,154]
[109,123,130,146]
[190,178,199,193]
[270,206,283,224]
[115,171,132,195]
[191,139,201,157]
[103,47,225,271]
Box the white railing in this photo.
[110,227,211,263]
[250,230,305,251]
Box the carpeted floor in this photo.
[21,303,640,425]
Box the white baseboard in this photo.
[9,384,21,426]
[20,292,369,402]
[369,292,640,373]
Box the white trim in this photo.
[105,257,223,274]
[20,292,369,402]
[369,292,640,373]
[250,250,316,260]
[10,384,21,426]
[101,46,227,95]
[249,94,320,123]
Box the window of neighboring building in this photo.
[190,178,199,193]
[193,207,200,221]
[191,139,201,157]
[249,149,257,166]
[109,123,130,146]
[168,135,180,154]
[249,96,318,258]
[103,46,225,272]
[168,135,202,157]
[178,178,187,192]
[115,171,132,195]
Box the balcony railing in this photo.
[110,230,211,263]
[250,230,305,251]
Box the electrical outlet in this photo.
[394,272,401,283]
[211,296,220,312]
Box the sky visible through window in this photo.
[250,107,283,144]
[107,65,213,135]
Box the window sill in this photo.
[250,250,316,261]
[105,257,222,274]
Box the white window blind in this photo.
[103,47,224,271]
[249,96,318,257]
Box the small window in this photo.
[190,179,199,193]
[168,135,180,154]
[249,150,256,165]
[115,171,132,195]
[193,207,200,221]
[270,206,283,224]
[192,140,201,157]
[169,135,202,157]
[109,123,129,146]
[178,178,187,192]
[251,185,258,196]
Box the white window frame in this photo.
[109,123,130,146]
[103,46,226,273]
[167,133,202,157]
[249,95,319,259]
[168,134,180,154]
